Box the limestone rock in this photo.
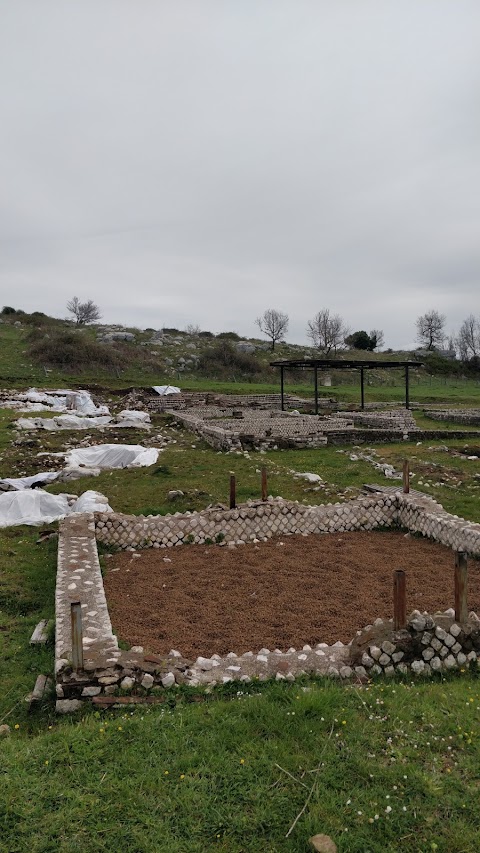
[56,699,83,714]
[309,834,337,853]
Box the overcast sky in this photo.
[1,1,479,348]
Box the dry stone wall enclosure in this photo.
[55,491,480,712]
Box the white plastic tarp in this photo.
[152,385,181,396]
[63,444,159,470]
[15,415,113,431]
[11,388,109,416]
[115,410,151,428]
[0,472,59,491]
[0,489,112,528]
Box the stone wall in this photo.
[338,409,418,431]
[55,491,480,712]
[424,409,480,426]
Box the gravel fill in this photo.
[103,531,480,658]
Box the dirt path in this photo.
[103,531,480,657]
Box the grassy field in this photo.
[2,384,480,849]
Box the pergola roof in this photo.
[269,358,424,369]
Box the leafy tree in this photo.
[415,310,446,350]
[67,297,102,325]
[345,329,385,351]
[306,309,348,356]
[1,306,16,315]
[255,309,289,351]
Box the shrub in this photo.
[27,329,127,372]
[1,306,16,315]
[198,330,214,338]
[216,331,240,341]
[198,340,262,377]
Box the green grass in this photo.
[2,377,480,851]
[2,675,480,852]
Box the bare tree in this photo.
[369,329,385,350]
[185,323,201,336]
[67,297,101,325]
[255,308,289,351]
[306,309,349,356]
[415,310,446,350]
[457,315,480,361]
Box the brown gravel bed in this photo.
[103,532,480,658]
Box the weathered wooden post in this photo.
[71,601,84,671]
[454,551,468,624]
[229,474,236,510]
[393,570,406,630]
[402,459,410,494]
[261,467,267,502]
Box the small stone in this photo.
[381,640,396,654]
[444,634,455,648]
[56,699,83,714]
[196,657,214,671]
[81,686,101,697]
[275,672,286,681]
[435,627,447,641]
[430,656,442,671]
[431,637,443,651]
[451,642,462,655]
[354,666,368,678]
[457,652,467,666]
[362,653,374,668]
[421,632,433,646]
[422,647,435,661]
[0,724,11,737]
[410,616,426,632]
[161,672,175,688]
[309,833,337,853]
[340,666,353,678]
[371,664,382,675]
[411,660,425,675]
[141,674,154,689]
[379,653,391,667]
[392,651,404,663]
[120,676,135,690]
[384,665,395,676]
[467,651,477,662]
[397,662,408,674]
[450,623,462,637]
[131,646,144,654]
[369,646,381,660]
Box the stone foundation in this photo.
[55,491,480,711]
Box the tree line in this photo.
[256,307,480,363]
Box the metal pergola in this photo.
[269,358,424,412]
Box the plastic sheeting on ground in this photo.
[63,444,159,470]
[15,410,151,431]
[152,385,181,395]
[6,388,109,416]
[0,471,59,491]
[0,489,112,528]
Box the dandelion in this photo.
[45,760,49,766]
[342,720,346,725]
[14,724,19,730]
[240,759,245,765]
[117,726,122,731]
[164,770,169,775]
[180,774,185,780]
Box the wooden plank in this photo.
[92,695,166,708]
[454,551,468,624]
[229,474,236,510]
[393,570,406,630]
[27,674,52,712]
[402,459,410,494]
[261,467,267,502]
[30,619,49,645]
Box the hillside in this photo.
[1,308,480,405]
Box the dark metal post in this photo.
[314,365,318,415]
[403,459,410,494]
[393,570,406,630]
[360,367,365,410]
[405,365,410,409]
[229,474,236,510]
[454,551,468,624]
[280,365,284,411]
[261,467,267,501]
[71,601,84,671]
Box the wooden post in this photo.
[405,365,410,409]
[393,570,406,630]
[454,551,468,624]
[360,367,365,410]
[280,365,285,411]
[71,601,84,671]
[314,366,319,415]
[402,459,410,494]
[229,474,236,510]
[261,467,267,501]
